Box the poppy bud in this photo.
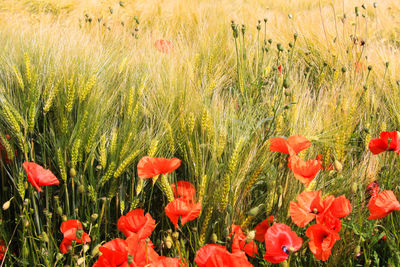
[83,244,90,253]
[355,245,361,256]
[69,168,77,178]
[109,7,113,14]
[333,160,343,172]
[355,7,359,16]
[92,244,101,257]
[284,91,290,97]
[288,14,293,19]
[40,232,49,243]
[283,77,290,88]
[56,253,63,261]
[172,232,179,240]
[268,39,273,44]
[257,23,261,31]
[368,65,372,71]
[78,184,85,194]
[119,1,125,6]
[57,207,63,216]
[249,205,261,216]
[2,200,11,210]
[397,81,400,87]
[373,2,377,8]
[246,230,256,243]
[22,246,29,258]
[385,62,389,68]
[241,24,246,35]
[341,67,347,73]
[62,215,67,221]
[91,213,98,222]
[134,16,139,24]
[24,199,30,206]
[77,257,85,265]
[211,233,218,243]
[351,182,358,194]
[165,235,173,249]
[277,43,284,52]
[294,33,298,40]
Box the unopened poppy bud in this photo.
[24,199,30,206]
[109,7,113,14]
[62,215,67,221]
[246,230,256,243]
[134,16,139,24]
[373,2,377,8]
[57,207,63,216]
[241,24,246,35]
[351,182,358,194]
[83,244,90,253]
[256,24,261,31]
[211,233,218,243]
[355,245,361,256]
[78,184,85,194]
[289,42,293,48]
[277,43,284,52]
[284,91,290,97]
[22,246,29,258]
[268,39,273,44]
[69,168,77,178]
[2,200,11,210]
[355,7,359,16]
[334,160,343,172]
[77,257,85,265]
[172,232,179,240]
[341,67,347,73]
[283,77,290,88]
[397,81,400,86]
[165,235,173,249]
[40,232,49,242]
[119,1,125,6]
[288,14,293,19]
[249,205,261,216]
[91,213,98,222]
[56,253,63,261]
[264,18,268,23]
[385,62,389,68]
[92,244,101,257]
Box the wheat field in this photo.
[0,0,400,266]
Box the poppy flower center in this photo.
[282,246,289,254]
[312,208,319,214]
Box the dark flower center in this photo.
[312,208,319,214]
[282,246,289,254]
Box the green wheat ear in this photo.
[199,207,213,246]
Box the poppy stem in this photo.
[390,213,399,242]
[31,189,41,235]
[147,183,155,213]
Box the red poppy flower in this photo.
[288,154,322,187]
[165,198,201,228]
[117,209,155,239]
[269,135,311,154]
[366,181,380,199]
[23,162,59,192]
[59,219,91,254]
[230,225,258,257]
[306,224,340,261]
[155,40,173,53]
[369,131,400,155]
[94,235,159,267]
[319,211,342,232]
[278,65,282,74]
[94,238,129,267]
[126,234,159,266]
[289,191,324,227]
[0,240,6,261]
[368,190,400,219]
[264,223,303,263]
[148,256,184,267]
[254,216,274,242]
[171,181,197,204]
[195,244,253,267]
[324,195,351,219]
[137,157,181,179]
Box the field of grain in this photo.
[0,0,400,266]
